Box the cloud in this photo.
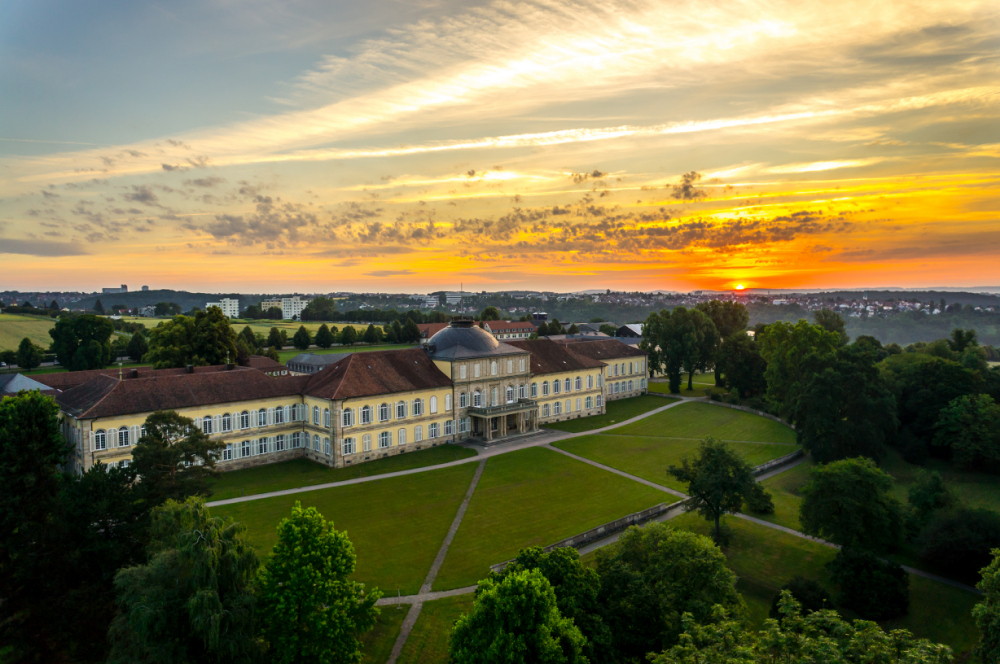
[122,185,160,205]
[0,238,87,257]
[671,171,706,201]
[571,169,607,184]
[364,269,414,277]
[184,176,226,188]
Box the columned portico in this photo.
[468,399,539,443]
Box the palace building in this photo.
[38,320,647,474]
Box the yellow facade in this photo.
[530,368,604,423]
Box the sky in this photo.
[1,0,998,294]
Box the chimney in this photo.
[186,364,194,374]
[226,363,236,370]
[130,368,138,378]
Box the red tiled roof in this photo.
[555,339,647,361]
[486,321,536,333]
[416,323,449,338]
[34,363,256,391]
[506,339,604,375]
[304,348,452,400]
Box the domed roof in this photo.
[426,320,522,360]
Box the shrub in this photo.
[710,393,722,402]
[919,508,1000,584]
[828,548,908,620]
[768,576,833,619]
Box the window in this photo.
[543,403,551,417]
[597,395,603,407]
[118,459,130,469]
[379,431,391,448]
[277,434,286,451]
[628,380,634,391]
[531,382,538,398]
[313,406,320,425]
[95,429,107,450]
[564,378,571,392]
[445,393,452,411]
[342,408,354,427]
[445,419,454,435]
[255,408,265,427]
[414,425,423,442]
[274,407,284,425]
[507,360,513,373]
[343,437,356,455]
[460,392,468,408]
[324,438,331,455]
[119,427,130,447]
[473,390,482,407]
[576,398,581,412]
[413,399,423,416]
[240,410,250,429]
[490,361,497,376]
[598,374,603,387]
[491,387,498,406]
[459,418,469,433]
[575,376,582,391]
[361,405,372,424]
[223,444,233,461]
[460,364,467,379]
[379,403,390,422]
[542,381,549,396]
[363,434,372,452]
[587,375,594,389]
[519,358,525,371]
[519,384,526,399]
[614,364,620,376]
[222,413,232,432]
[397,401,407,419]
[398,429,407,445]
[506,385,514,403]
[474,363,481,378]
[430,396,438,414]
[586,396,593,409]
[241,440,251,457]
[202,417,213,434]
[642,378,647,389]
[629,361,634,374]
[324,409,331,427]
[553,380,560,395]
[429,422,439,438]
[554,401,562,415]
[313,434,320,451]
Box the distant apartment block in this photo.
[102,284,128,294]
[206,298,240,319]
[261,296,310,320]
[141,285,149,291]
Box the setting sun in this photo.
[736,284,745,290]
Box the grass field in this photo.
[883,448,1000,513]
[433,446,670,591]
[120,316,372,336]
[362,607,407,664]
[209,445,478,500]
[397,595,474,664]
[756,459,814,530]
[0,313,57,351]
[213,463,478,595]
[610,401,796,444]
[648,375,722,398]
[669,512,981,656]
[543,395,678,432]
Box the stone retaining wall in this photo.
[701,400,794,429]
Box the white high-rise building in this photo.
[260,296,310,320]
[206,298,240,319]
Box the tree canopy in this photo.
[16,336,42,370]
[714,332,766,398]
[292,325,311,351]
[49,313,115,371]
[314,323,335,348]
[933,393,1000,469]
[144,308,239,368]
[641,306,718,392]
[130,410,225,503]
[974,548,1000,664]
[758,320,840,419]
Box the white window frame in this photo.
[379,403,390,422]
[378,431,391,448]
[241,440,251,457]
[430,396,438,414]
[324,409,331,427]
[202,417,213,435]
[491,361,497,376]
[445,393,452,411]
[240,411,250,430]
[396,401,407,419]
[460,364,467,379]
[414,425,423,442]
[474,364,481,378]
[119,427,130,447]
[95,429,107,450]
[553,380,561,395]
[363,434,372,452]
[429,422,439,438]
[222,413,232,432]
[343,437,356,455]
[473,390,482,407]
[342,408,354,427]
[313,406,320,425]
[506,385,514,403]
[398,428,407,445]
[362,405,372,425]
[223,444,233,461]
[413,399,423,416]
[445,419,454,436]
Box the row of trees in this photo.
[0,394,380,663]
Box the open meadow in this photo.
[0,313,57,351]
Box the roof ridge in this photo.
[329,352,357,400]
[77,373,121,418]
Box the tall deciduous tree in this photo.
[814,308,849,345]
[16,336,42,370]
[668,437,764,541]
[258,503,380,664]
[144,308,239,368]
[695,300,749,383]
[239,325,257,349]
[450,568,586,664]
[339,325,358,346]
[403,319,421,344]
[108,498,261,664]
[363,323,380,344]
[974,548,1000,664]
[267,326,283,349]
[641,307,717,392]
[49,314,115,370]
[131,410,225,504]
[127,331,149,362]
[292,325,312,351]
[714,333,766,397]
[799,457,904,553]
[480,306,502,321]
[596,523,743,660]
[882,353,980,446]
[94,298,105,315]
[933,393,1000,469]
[758,320,840,419]
[315,323,335,349]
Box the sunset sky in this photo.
[1,0,998,293]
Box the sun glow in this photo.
[736,284,745,290]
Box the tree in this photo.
[933,393,1000,469]
[974,548,1000,664]
[814,308,849,345]
[145,308,239,368]
[714,333,766,398]
[480,306,502,321]
[403,318,420,344]
[882,353,980,447]
[315,323,335,349]
[239,325,257,350]
[536,321,550,336]
[595,523,743,659]
[696,300,749,382]
[758,320,840,419]
[799,457,904,553]
[450,568,586,664]
[668,437,763,541]
[111,336,129,362]
[792,343,898,463]
[340,325,358,346]
[266,306,283,319]
[94,298,105,314]
[492,547,612,663]
[768,577,832,619]
[108,498,261,664]
[641,307,717,392]
[127,331,149,362]
[907,470,953,524]
[648,594,949,664]
[919,508,1000,585]
[0,392,71,660]
[153,301,182,316]
[258,502,380,664]
[828,548,909,620]
[391,319,403,343]
[567,323,579,334]
[16,336,42,370]
[948,328,978,353]
[292,325,311,351]
[130,411,226,504]
[49,299,59,311]
[363,323,380,345]
[599,323,617,336]
[267,326,283,350]
[0,349,16,366]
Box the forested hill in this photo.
[72,290,273,312]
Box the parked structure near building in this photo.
[205,298,240,319]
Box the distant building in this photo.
[206,298,240,319]
[444,292,463,305]
[141,285,149,292]
[532,312,548,322]
[484,320,536,340]
[102,284,128,294]
[261,296,310,320]
[0,373,55,395]
[139,305,156,317]
[617,324,643,338]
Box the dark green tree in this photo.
[714,333,766,397]
[799,457,904,553]
[127,331,149,362]
[480,306,502,321]
[599,323,617,336]
[94,298,105,315]
[49,313,115,370]
[153,301,182,316]
[596,523,743,660]
[108,498,261,664]
[315,323,335,349]
[974,548,1000,664]
[907,470,953,525]
[536,321,550,337]
[391,319,403,343]
[363,323,380,345]
[258,502,380,664]
[758,320,840,419]
[130,411,225,504]
[145,309,239,368]
[642,307,717,392]
[239,325,257,349]
[16,336,42,370]
[668,437,764,541]
[828,548,909,620]
[919,508,1000,585]
[267,326,283,349]
[403,318,421,344]
[0,349,16,366]
[948,328,978,353]
[882,353,980,446]
[266,306,283,320]
[814,308,849,345]
[49,300,59,311]
[933,393,1000,469]
[292,325,311,351]
[696,300,749,382]
[450,568,586,664]
[767,576,832,619]
[340,325,358,346]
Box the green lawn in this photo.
[756,459,814,530]
[555,434,797,492]
[543,395,678,432]
[397,594,474,664]
[361,606,407,664]
[214,463,478,595]
[0,313,57,351]
[669,512,981,657]
[209,445,478,500]
[610,401,796,444]
[433,447,670,591]
[276,343,415,363]
[883,448,1000,514]
[648,375,721,398]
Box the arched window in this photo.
[506,385,514,403]
[94,429,107,450]
[564,378,571,392]
[313,406,320,425]
[258,408,267,427]
[473,390,482,407]
[397,401,407,418]
[119,428,130,447]
[518,384,526,399]
[324,409,331,427]
[575,376,582,391]
[474,364,481,378]
[460,392,468,408]
[542,381,549,396]
[413,399,423,416]
[531,382,538,398]
[553,380,560,395]
[361,405,372,424]
[491,387,498,406]
[240,410,250,429]
[379,403,390,422]
[379,431,391,448]
[202,416,213,434]
[430,396,438,414]
[398,429,407,445]
[342,408,354,427]
[274,407,284,424]
[414,425,423,442]
[490,361,497,376]
[222,413,232,431]
[313,434,320,451]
